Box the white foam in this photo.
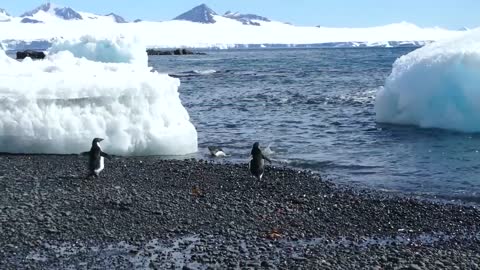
[0,36,198,155]
[375,29,480,132]
[193,69,216,75]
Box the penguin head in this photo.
[251,142,261,156]
[92,138,104,145]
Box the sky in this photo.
[0,0,477,29]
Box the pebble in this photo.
[0,156,478,269]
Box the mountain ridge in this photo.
[173,4,272,26]
[21,3,83,20]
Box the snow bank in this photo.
[375,29,480,132]
[0,36,197,155]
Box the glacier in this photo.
[0,3,468,49]
[375,29,480,132]
[0,11,464,49]
[0,36,198,155]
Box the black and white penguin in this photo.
[208,146,226,157]
[249,142,271,181]
[81,138,111,178]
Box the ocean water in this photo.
[150,48,480,202]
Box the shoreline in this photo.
[1,155,479,269]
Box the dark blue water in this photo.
[150,48,480,202]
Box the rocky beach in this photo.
[0,154,479,269]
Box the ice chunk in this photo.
[49,35,147,66]
[0,36,197,155]
[375,29,480,132]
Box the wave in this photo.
[169,69,218,78]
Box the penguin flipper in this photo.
[262,154,272,163]
[101,151,112,160]
[80,151,90,156]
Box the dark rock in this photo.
[261,261,271,268]
[146,49,206,56]
[20,18,43,24]
[16,50,46,60]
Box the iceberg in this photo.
[375,29,480,132]
[0,36,198,155]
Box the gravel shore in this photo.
[0,154,479,269]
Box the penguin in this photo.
[81,138,111,178]
[208,146,226,157]
[249,142,271,181]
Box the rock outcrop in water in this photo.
[16,50,46,59]
[146,48,206,56]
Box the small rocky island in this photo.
[146,48,206,56]
[16,50,46,60]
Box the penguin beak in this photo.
[99,138,104,142]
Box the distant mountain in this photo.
[0,8,11,22]
[173,4,272,26]
[0,2,463,51]
[105,13,127,23]
[223,11,270,26]
[173,4,217,24]
[21,3,82,20]
[458,26,470,31]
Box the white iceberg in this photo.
[375,29,480,132]
[0,36,198,155]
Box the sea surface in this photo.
[149,48,480,203]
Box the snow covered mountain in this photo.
[0,3,469,50]
[16,3,128,24]
[173,4,217,24]
[172,4,271,26]
[223,11,270,26]
[0,8,11,22]
[21,3,82,21]
[105,13,127,23]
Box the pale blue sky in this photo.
[0,0,476,29]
